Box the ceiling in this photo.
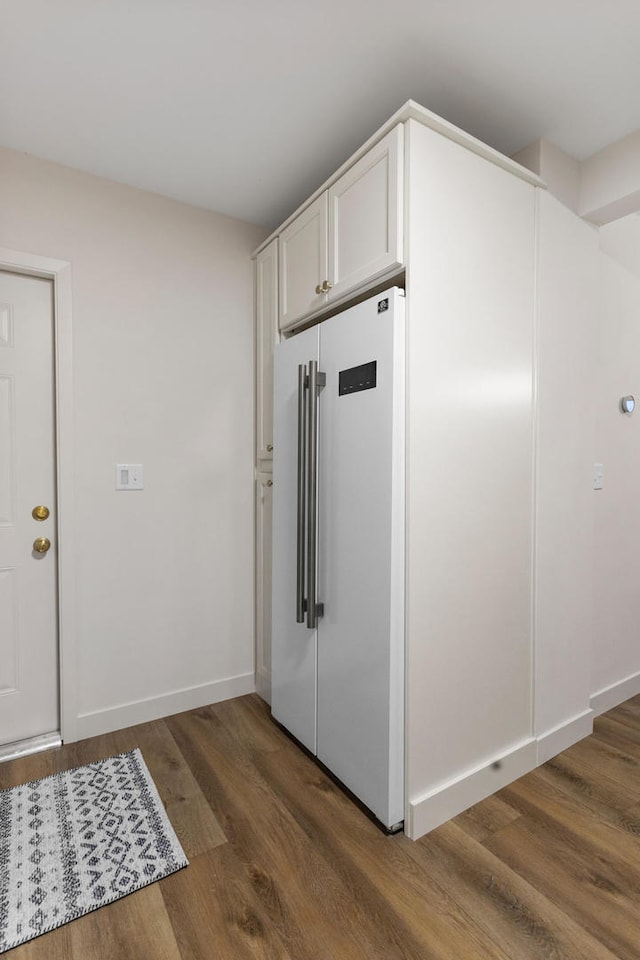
[3,1,640,229]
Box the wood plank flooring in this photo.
[3,694,640,959]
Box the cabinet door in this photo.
[328,125,404,301]
[278,194,328,330]
[256,239,278,461]
[255,472,273,704]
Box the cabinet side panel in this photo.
[256,239,278,461]
[534,191,598,755]
[404,121,536,826]
[255,474,273,704]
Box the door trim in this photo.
[0,247,78,743]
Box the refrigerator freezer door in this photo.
[316,289,405,829]
[272,324,320,754]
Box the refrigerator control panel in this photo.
[338,360,377,396]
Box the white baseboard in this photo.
[73,672,256,742]
[535,709,594,765]
[590,671,640,717]
[407,739,537,841]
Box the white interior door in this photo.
[0,270,59,747]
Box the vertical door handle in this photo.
[306,360,318,629]
[306,362,325,629]
[296,364,307,623]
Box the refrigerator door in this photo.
[272,324,320,753]
[317,288,405,829]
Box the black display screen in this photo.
[338,360,377,396]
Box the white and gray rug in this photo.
[0,748,188,954]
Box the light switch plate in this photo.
[593,463,604,491]
[116,463,144,490]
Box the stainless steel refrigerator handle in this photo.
[306,362,326,628]
[296,363,307,624]
[306,360,318,629]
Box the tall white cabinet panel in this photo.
[404,120,536,836]
[328,125,404,301]
[279,196,327,331]
[255,473,273,704]
[534,191,599,760]
[255,239,278,463]
[255,239,278,704]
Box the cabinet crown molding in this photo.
[251,99,546,260]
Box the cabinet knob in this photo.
[267,443,273,452]
[321,279,333,293]
[266,479,273,487]
[315,283,323,295]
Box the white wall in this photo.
[581,131,640,224]
[598,213,640,277]
[592,222,640,712]
[512,139,581,214]
[514,138,640,722]
[0,146,267,739]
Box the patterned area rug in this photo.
[0,748,188,953]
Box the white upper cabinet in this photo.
[278,125,404,331]
[278,195,328,330]
[328,125,404,302]
[255,238,278,462]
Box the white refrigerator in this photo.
[271,287,405,831]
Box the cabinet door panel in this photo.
[279,195,327,330]
[255,473,273,704]
[328,125,404,301]
[256,239,278,461]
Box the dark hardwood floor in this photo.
[3,693,640,959]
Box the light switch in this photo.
[593,463,604,491]
[116,464,144,490]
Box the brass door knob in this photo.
[33,537,51,554]
[32,505,50,521]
